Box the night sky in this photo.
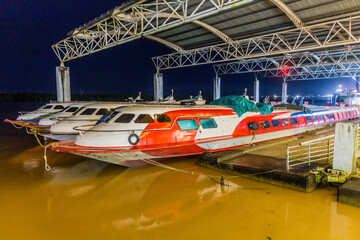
[1,0,357,101]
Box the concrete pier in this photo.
[254,78,259,103]
[213,76,221,100]
[153,73,163,101]
[56,66,71,102]
[338,179,360,207]
[198,127,339,192]
[282,80,287,103]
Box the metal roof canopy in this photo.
[213,46,360,80]
[52,0,360,80]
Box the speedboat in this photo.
[37,102,94,129]
[4,102,73,128]
[43,102,130,140]
[50,96,360,167]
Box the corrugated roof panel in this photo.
[292,0,360,22]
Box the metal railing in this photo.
[286,136,334,172]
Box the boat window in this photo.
[259,120,270,129]
[281,119,290,126]
[199,118,218,129]
[312,115,318,122]
[96,108,110,115]
[247,122,259,131]
[271,119,281,127]
[115,114,135,123]
[103,112,120,123]
[319,115,324,121]
[177,119,198,130]
[65,107,79,113]
[135,114,154,123]
[290,118,298,125]
[343,112,347,118]
[324,114,329,121]
[54,105,65,110]
[305,116,312,123]
[72,107,85,116]
[80,108,97,115]
[329,113,335,120]
[42,105,53,109]
[154,114,171,123]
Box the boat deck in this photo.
[198,120,360,192]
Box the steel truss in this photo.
[213,47,360,75]
[152,16,360,70]
[256,64,360,81]
[52,0,252,64]
[213,47,360,81]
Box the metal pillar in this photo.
[153,73,163,101]
[254,77,260,103]
[213,75,221,100]
[56,66,71,102]
[282,79,287,103]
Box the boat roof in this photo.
[112,104,233,113]
[81,102,131,108]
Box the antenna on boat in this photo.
[243,88,249,100]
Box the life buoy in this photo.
[128,133,139,145]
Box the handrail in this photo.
[286,138,333,172]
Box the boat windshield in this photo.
[41,105,53,110]
[72,107,86,116]
[103,111,120,123]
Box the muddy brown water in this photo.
[1,102,360,240]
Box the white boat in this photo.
[38,102,94,128]
[5,102,73,127]
[44,102,130,140]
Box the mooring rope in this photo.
[6,119,26,129]
[28,128,53,171]
[29,128,275,185]
[131,151,275,186]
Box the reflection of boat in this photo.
[51,96,360,167]
[4,102,73,128]
[43,102,129,140]
[43,159,235,231]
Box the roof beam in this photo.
[145,36,183,52]
[256,65,360,81]
[193,20,232,43]
[152,16,360,70]
[213,47,360,75]
[269,0,304,28]
[52,0,254,63]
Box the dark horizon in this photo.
[1,0,357,101]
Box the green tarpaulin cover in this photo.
[210,95,273,117]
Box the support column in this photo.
[56,66,71,102]
[254,77,260,103]
[333,122,358,174]
[153,72,163,101]
[282,79,287,103]
[213,75,221,100]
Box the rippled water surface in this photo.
[1,102,360,240]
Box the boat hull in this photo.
[51,123,327,167]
